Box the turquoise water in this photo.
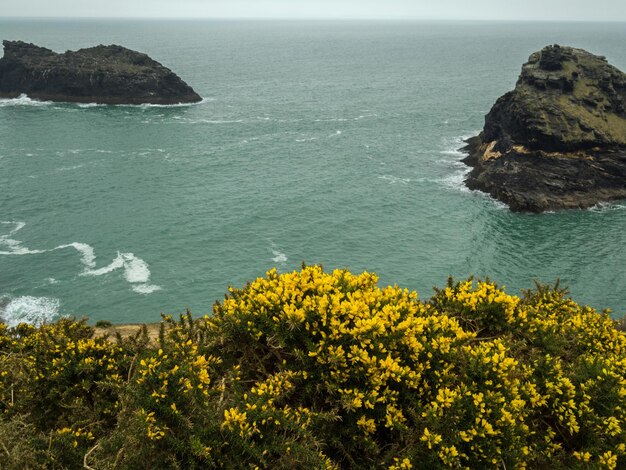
[1,19,625,325]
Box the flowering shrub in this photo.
[0,266,625,469]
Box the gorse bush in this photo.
[1,266,625,469]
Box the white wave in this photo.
[272,250,288,264]
[0,94,53,107]
[295,137,317,142]
[56,164,85,172]
[73,97,214,109]
[196,118,244,124]
[0,241,43,255]
[135,97,213,108]
[1,296,60,328]
[439,132,479,157]
[0,222,44,255]
[439,168,472,193]
[132,284,162,294]
[491,200,509,210]
[63,242,97,268]
[588,202,626,212]
[434,132,481,194]
[1,221,26,236]
[0,221,161,294]
[85,255,124,276]
[313,114,376,122]
[314,117,348,122]
[268,240,288,266]
[436,165,509,209]
[378,175,411,185]
[0,96,211,109]
[120,253,150,283]
[440,148,466,157]
[82,251,161,294]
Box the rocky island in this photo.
[463,45,626,212]
[0,40,202,105]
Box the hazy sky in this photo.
[2,0,625,22]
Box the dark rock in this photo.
[464,45,626,212]
[0,40,202,105]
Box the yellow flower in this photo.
[420,427,442,449]
[389,457,412,470]
[599,451,618,469]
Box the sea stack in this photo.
[0,40,202,105]
[463,45,626,212]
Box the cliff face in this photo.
[464,45,626,212]
[0,40,202,105]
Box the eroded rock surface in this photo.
[0,40,202,105]
[463,45,626,212]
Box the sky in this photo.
[2,0,625,22]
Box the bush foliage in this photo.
[1,266,626,469]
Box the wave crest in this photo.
[0,221,161,295]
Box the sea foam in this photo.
[436,133,478,193]
[83,252,162,294]
[272,250,288,264]
[0,94,53,107]
[589,202,626,212]
[0,222,162,295]
[378,175,410,185]
[0,95,212,109]
[135,97,213,109]
[269,241,288,267]
[0,221,44,255]
[1,295,61,328]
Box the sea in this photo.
[1,19,625,326]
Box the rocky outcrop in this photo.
[0,40,202,105]
[463,45,626,212]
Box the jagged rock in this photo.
[0,40,202,105]
[463,45,626,212]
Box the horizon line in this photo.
[1,16,626,23]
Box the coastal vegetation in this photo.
[1,265,625,468]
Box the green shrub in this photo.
[0,267,625,469]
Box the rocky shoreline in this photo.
[0,40,201,105]
[462,137,626,212]
[463,45,626,212]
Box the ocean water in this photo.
[1,19,625,325]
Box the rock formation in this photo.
[0,40,202,105]
[463,45,626,212]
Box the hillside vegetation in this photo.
[1,266,625,469]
